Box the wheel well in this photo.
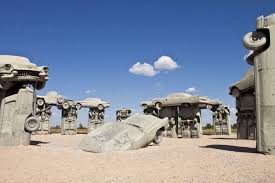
[158,126,165,132]
[229,86,238,95]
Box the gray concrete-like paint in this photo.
[243,13,275,154]
[0,55,49,145]
[116,109,132,121]
[142,93,228,138]
[78,98,110,133]
[229,68,256,140]
[79,114,168,153]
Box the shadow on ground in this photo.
[30,140,50,146]
[200,144,256,153]
[210,137,237,140]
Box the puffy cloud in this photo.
[129,62,158,77]
[230,108,237,114]
[154,56,179,70]
[185,87,197,94]
[85,90,91,94]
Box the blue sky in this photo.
[0,0,274,126]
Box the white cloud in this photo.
[154,56,179,70]
[129,62,158,77]
[85,90,91,94]
[230,108,237,114]
[185,87,197,94]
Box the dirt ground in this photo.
[0,134,274,183]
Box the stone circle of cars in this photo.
[0,13,275,155]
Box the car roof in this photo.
[0,55,33,65]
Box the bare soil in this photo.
[0,134,274,183]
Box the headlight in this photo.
[98,104,104,110]
[76,103,82,110]
[42,66,49,73]
[36,98,45,106]
[4,64,11,71]
[68,101,74,106]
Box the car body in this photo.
[140,100,159,116]
[56,96,82,110]
[78,98,110,110]
[116,109,132,121]
[229,67,255,98]
[79,114,169,153]
[36,91,59,107]
[0,55,49,90]
[152,92,218,109]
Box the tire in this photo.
[243,31,267,51]
[25,117,40,132]
[231,87,241,98]
[98,104,104,111]
[36,98,45,106]
[0,81,11,90]
[155,102,163,110]
[75,103,82,110]
[62,101,70,109]
[35,82,46,90]
[153,129,163,144]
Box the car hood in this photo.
[229,67,255,94]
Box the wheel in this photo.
[0,81,11,90]
[24,117,40,132]
[36,98,45,106]
[231,87,241,98]
[62,101,70,109]
[153,129,163,144]
[98,104,104,111]
[75,103,82,110]
[35,82,46,90]
[243,31,267,51]
[155,102,163,110]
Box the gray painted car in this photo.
[78,98,110,110]
[79,114,169,153]
[0,55,49,90]
[116,109,132,121]
[153,93,217,110]
[229,67,255,98]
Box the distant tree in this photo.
[231,123,237,129]
[54,125,60,129]
[204,123,213,129]
[78,123,86,129]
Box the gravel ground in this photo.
[0,134,274,183]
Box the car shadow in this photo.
[30,140,50,146]
[200,144,256,153]
[210,137,237,140]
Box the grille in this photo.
[18,71,39,77]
